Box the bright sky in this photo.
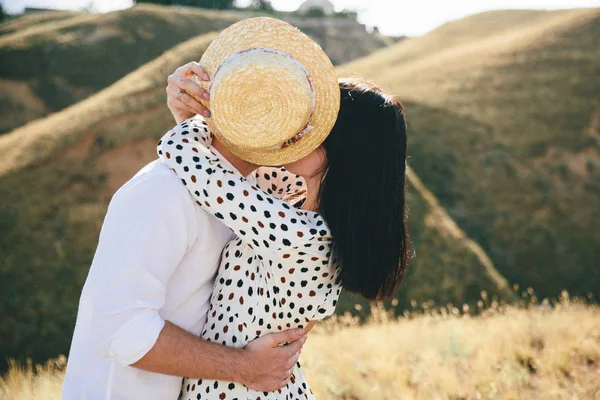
[2,0,598,36]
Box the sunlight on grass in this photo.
[2,295,599,400]
[0,357,66,400]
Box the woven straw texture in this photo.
[191,17,340,166]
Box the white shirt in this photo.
[62,156,254,400]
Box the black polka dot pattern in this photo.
[158,116,342,400]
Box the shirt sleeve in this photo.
[86,170,195,366]
[157,116,331,260]
[313,271,342,321]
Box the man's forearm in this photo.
[131,321,246,382]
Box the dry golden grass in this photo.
[0,358,66,400]
[2,297,599,400]
[306,296,600,400]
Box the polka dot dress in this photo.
[157,116,342,400]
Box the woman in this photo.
[159,64,409,399]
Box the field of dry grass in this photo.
[2,296,599,400]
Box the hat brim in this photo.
[192,17,340,166]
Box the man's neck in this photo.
[301,175,322,212]
[212,138,258,177]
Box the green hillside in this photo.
[0,10,80,36]
[0,4,238,135]
[0,27,512,365]
[0,5,389,136]
[336,167,516,317]
[341,8,600,300]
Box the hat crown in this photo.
[209,48,315,151]
[194,17,340,166]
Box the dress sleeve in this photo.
[308,261,343,321]
[314,272,343,321]
[157,116,331,259]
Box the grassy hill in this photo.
[0,5,389,135]
[0,5,239,135]
[3,298,600,399]
[337,168,516,316]
[341,8,600,301]
[0,27,512,365]
[0,10,80,36]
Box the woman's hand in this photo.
[166,62,212,124]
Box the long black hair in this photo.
[318,78,409,300]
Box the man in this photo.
[62,63,306,400]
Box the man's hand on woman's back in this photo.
[242,328,307,392]
[132,321,307,392]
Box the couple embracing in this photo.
[62,17,409,400]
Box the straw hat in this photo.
[190,17,340,166]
